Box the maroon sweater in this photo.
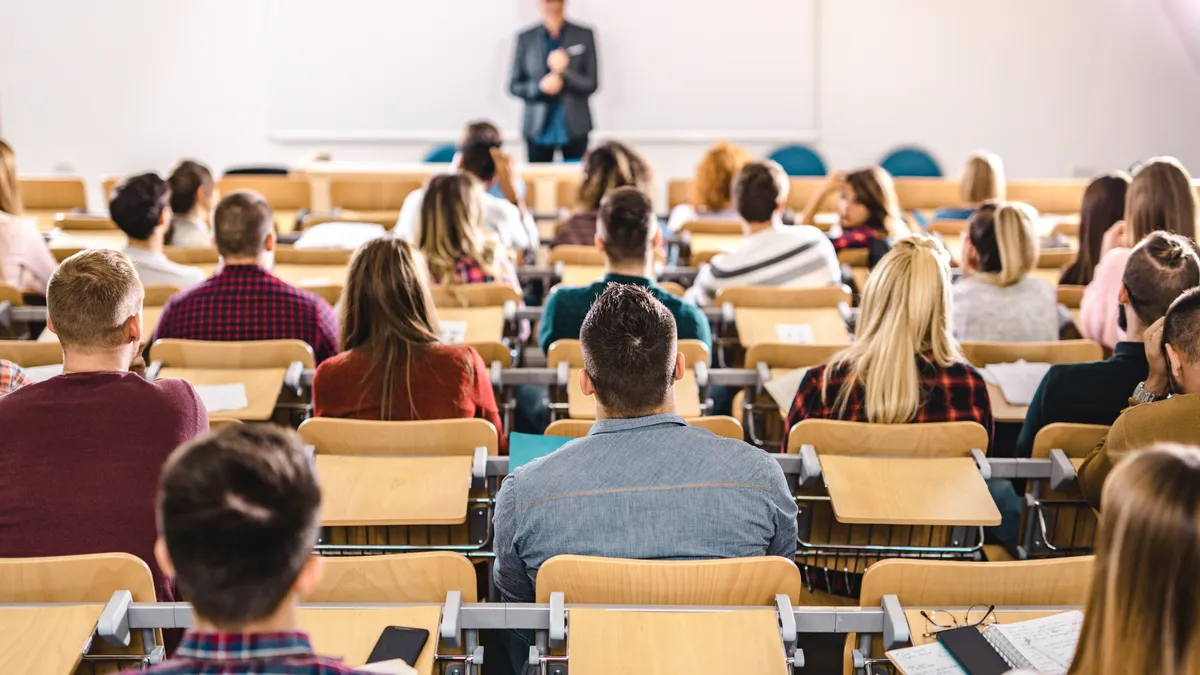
[0,371,208,602]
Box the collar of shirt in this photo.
[173,215,210,230]
[1111,341,1147,363]
[174,631,316,662]
[588,413,688,436]
[216,263,274,278]
[598,272,659,290]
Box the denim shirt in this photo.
[492,414,798,601]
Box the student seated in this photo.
[397,121,538,254]
[1078,287,1200,509]
[686,160,841,306]
[666,141,749,232]
[929,151,1006,222]
[540,187,711,352]
[1058,172,1129,286]
[165,159,215,247]
[1017,232,1199,458]
[786,234,991,435]
[0,250,207,602]
[0,139,58,293]
[551,140,654,248]
[153,190,340,363]
[800,166,906,266]
[1080,157,1198,350]
[313,238,505,442]
[0,359,28,394]
[1069,444,1200,675]
[494,284,797,602]
[109,173,207,289]
[417,173,520,291]
[951,201,1057,342]
[144,424,366,674]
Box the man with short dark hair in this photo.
[1079,285,1200,509]
[686,160,841,306]
[153,190,339,363]
[494,283,796,602]
[539,186,711,352]
[143,424,366,674]
[110,172,206,288]
[0,250,208,603]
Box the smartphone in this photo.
[936,625,1010,675]
[365,626,429,666]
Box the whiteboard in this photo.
[268,0,817,141]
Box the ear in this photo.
[264,230,277,252]
[580,368,595,396]
[124,311,143,344]
[291,554,325,600]
[593,232,604,254]
[46,316,56,336]
[154,539,175,580]
[1167,343,1185,382]
[159,206,171,228]
[652,228,663,252]
[1117,285,1130,305]
[673,351,685,383]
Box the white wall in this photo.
[2,0,1199,210]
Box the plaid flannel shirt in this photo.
[0,360,29,395]
[152,265,339,364]
[828,224,878,252]
[142,631,366,674]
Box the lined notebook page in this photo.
[763,367,808,410]
[886,642,963,675]
[987,610,1083,675]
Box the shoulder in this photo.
[428,344,481,370]
[1126,393,1200,421]
[1094,247,1131,277]
[938,360,987,385]
[517,25,543,41]
[566,21,596,36]
[314,350,358,378]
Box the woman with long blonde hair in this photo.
[785,234,991,431]
[666,141,749,232]
[0,139,58,293]
[417,172,519,292]
[800,166,909,267]
[951,201,1058,342]
[1068,443,1200,675]
[312,238,505,446]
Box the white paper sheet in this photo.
[21,364,63,384]
[763,367,809,410]
[987,610,1082,675]
[293,221,387,249]
[194,384,249,413]
[775,323,815,345]
[982,361,1052,406]
[356,659,417,675]
[439,320,468,345]
[886,642,964,675]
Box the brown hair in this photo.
[1126,157,1199,243]
[167,159,213,215]
[845,166,908,237]
[1061,173,1130,286]
[47,249,144,350]
[417,173,496,283]
[1069,444,1200,675]
[459,122,503,184]
[340,238,443,420]
[1122,231,1200,328]
[967,201,1039,287]
[692,142,750,213]
[734,161,790,223]
[580,283,677,417]
[158,424,321,627]
[960,151,1006,204]
[597,187,655,265]
[576,141,654,212]
[0,139,23,215]
[214,190,274,258]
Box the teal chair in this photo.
[880,147,942,178]
[768,145,827,177]
[424,143,457,164]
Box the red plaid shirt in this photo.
[434,254,520,292]
[829,224,879,252]
[152,265,340,364]
[143,631,365,674]
[0,360,29,395]
[785,354,994,445]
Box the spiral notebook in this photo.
[887,610,1082,675]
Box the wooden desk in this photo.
[560,265,605,288]
[299,605,442,673]
[689,234,743,259]
[49,229,128,252]
[820,455,1001,526]
[904,609,1063,646]
[437,307,505,343]
[39,307,163,344]
[734,308,850,348]
[159,367,286,421]
[567,368,701,420]
[988,382,1029,424]
[567,607,788,675]
[315,455,472,526]
[272,264,349,289]
[0,604,103,675]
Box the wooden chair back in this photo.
[275,246,353,266]
[330,178,422,211]
[164,247,220,265]
[892,178,960,211]
[0,341,62,367]
[1007,180,1087,215]
[0,283,22,306]
[787,420,989,458]
[142,285,181,307]
[535,555,801,604]
[1057,285,1085,309]
[1031,423,1110,460]
[837,248,869,268]
[717,285,852,309]
[667,180,692,209]
[858,557,1093,608]
[218,175,312,210]
[680,219,744,236]
[470,341,513,368]
[54,214,117,231]
[787,178,840,212]
[960,340,1103,368]
[546,415,743,441]
[659,281,686,298]
[150,339,315,369]
[547,339,710,370]
[208,418,243,431]
[430,283,521,308]
[18,177,88,211]
[549,245,604,267]
[101,176,121,202]
[0,553,157,602]
[1038,249,1075,269]
[744,344,842,371]
[305,552,478,603]
[555,180,580,210]
[298,417,500,456]
[927,219,969,236]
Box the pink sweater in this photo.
[1079,247,1129,350]
[0,212,58,293]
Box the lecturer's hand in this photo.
[548,48,569,74]
[539,73,563,95]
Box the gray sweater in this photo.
[951,275,1058,343]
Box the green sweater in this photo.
[538,273,713,358]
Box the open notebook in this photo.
[980,361,1052,406]
[887,611,1082,675]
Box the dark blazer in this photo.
[509,21,599,140]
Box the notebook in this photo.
[763,367,809,410]
[508,432,573,470]
[980,361,1052,406]
[193,383,249,413]
[357,659,417,675]
[887,611,1082,675]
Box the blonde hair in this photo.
[47,250,144,350]
[1069,444,1200,675]
[960,151,1006,204]
[844,167,910,238]
[967,201,1040,287]
[417,173,500,283]
[692,142,750,213]
[0,139,23,215]
[1126,157,1199,243]
[822,235,963,423]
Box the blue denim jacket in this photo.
[492,414,798,601]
